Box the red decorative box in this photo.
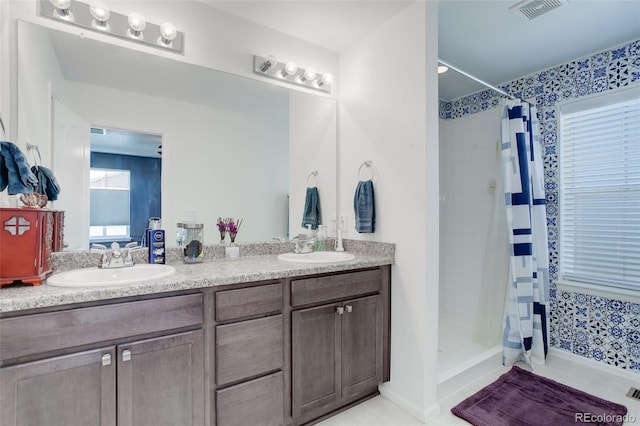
[0,208,55,286]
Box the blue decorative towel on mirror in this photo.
[301,187,321,230]
[0,141,38,194]
[354,180,375,233]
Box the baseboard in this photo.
[549,347,640,381]
[378,383,440,422]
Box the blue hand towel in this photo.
[301,187,321,230]
[32,165,61,201]
[0,141,38,195]
[354,180,375,233]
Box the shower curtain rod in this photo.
[438,58,519,101]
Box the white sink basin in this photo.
[277,251,355,264]
[47,264,176,288]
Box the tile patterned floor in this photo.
[318,354,640,425]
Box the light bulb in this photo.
[90,1,110,30]
[128,12,146,39]
[260,55,277,72]
[281,62,298,77]
[49,0,72,19]
[319,73,333,86]
[301,68,316,82]
[438,65,449,74]
[159,22,177,45]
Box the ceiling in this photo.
[200,0,640,100]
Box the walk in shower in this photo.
[437,62,511,397]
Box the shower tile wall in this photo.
[439,39,640,374]
[439,109,501,326]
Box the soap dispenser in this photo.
[316,224,327,251]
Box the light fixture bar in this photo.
[38,0,184,54]
[253,55,332,94]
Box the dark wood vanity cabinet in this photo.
[0,265,391,426]
[214,282,285,426]
[291,269,387,425]
[0,294,205,426]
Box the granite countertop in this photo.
[0,240,394,314]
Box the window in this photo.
[559,89,640,291]
[89,168,131,240]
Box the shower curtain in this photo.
[500,100,550,367]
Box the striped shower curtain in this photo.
[500,100,550,367]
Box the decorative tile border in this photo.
[440,39,640,374]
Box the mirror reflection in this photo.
[17,20,337,249]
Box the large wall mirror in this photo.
[17,20,337,249]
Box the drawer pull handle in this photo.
[122,349,132,362]
[345,305,353,313]
[101,353,111,366]
[336,306,344,315]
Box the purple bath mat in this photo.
[451,365,628,426]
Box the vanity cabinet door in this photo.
[117,330,204,426]
[292,303,341,420]
[0,346,116,426]
[341,295,383,399]
[292,294,383,424]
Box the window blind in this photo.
[559,95,640,290]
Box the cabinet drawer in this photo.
[216,315,283,386]
[291,269,382,307]
[216,371,283,426]
[0,294,203,362]
[215,282,282,321]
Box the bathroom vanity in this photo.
[0,248,392,426]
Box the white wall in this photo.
[438,108,501,320]
[66,80,289,244]
[338,1,440,420]
[16,19,67,166]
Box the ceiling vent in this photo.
[510,0,568,21]
[90,127,106,135]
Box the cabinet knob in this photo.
[101,353,111,366]
[345,305,353,313]
[336,306,344,315]
[122,349,132,362]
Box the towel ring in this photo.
[26,143,42,168]
[307,171,319,188]
[358,161,373,181]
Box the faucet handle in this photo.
[91,243,107,254]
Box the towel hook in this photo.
[26,143,42,168]
[358,160,373,181]
[307,171,319,188]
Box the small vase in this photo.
[219,231,227,244]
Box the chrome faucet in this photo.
[91,242,144,269]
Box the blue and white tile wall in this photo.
[440,39,640,374]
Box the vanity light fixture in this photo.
[127,12,146,39]
[260,55,278,73]
[158,22,177,46]
[89,1,110,30]
[38,0,184,54]
[281,62,298,78]
[318,73,333,87]
[300,68,316,83]
[254,55,333,93]
[49,0,73,20]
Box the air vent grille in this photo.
[510,0,567,21]
[90,127,106,135]
[628,387,640,401]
